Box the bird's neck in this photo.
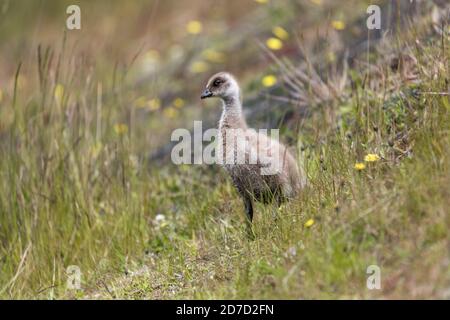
[219,95,247,131]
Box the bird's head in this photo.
[200,72,240,102]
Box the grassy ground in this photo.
[0,0,449,299]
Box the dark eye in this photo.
[213,79,222,87]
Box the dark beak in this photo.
[200,89,213,99]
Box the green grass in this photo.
[0,1,449,299]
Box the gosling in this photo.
[200,72,304,225]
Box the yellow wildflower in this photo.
[114,123,128,135]
[354,162,366,170]
[272,26,289,40]
[310,0,322,5]
[148,98,161,111]
[173,98,185,109]
[143,49,160,61]
[54,84,64,104]
[364,154,381,162]
[255,0,268,3]
[262,75,277,87]
[186,20,202,34]
[134,96,147,108]
[304,219,315,228]
[163,107,179,119]
[331,20,346,30]
[266,37,283,50]
[202,49,226,63]
[190,61,209,73]
[326,51,336,63]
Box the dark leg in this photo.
[231,176,255,239]
[232,176,254,223]
[243,195,255,240]
[244,195,253,223]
